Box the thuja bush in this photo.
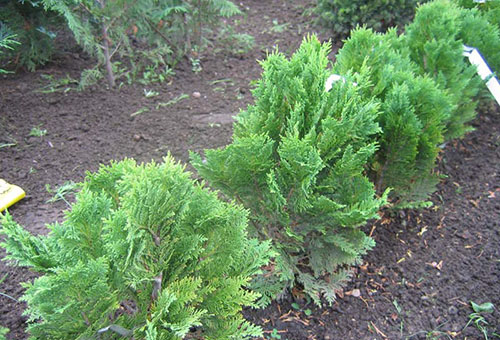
[455,0,500,30]
[192,36,388,306]
[0,156,270,339]
[333,27,451,206]
[315,0,426,39]
[0,0,60,71]
[403,0,481,140]
[456,6,500,75]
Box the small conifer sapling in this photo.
[0,156,271,339]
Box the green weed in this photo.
[37,74,78,93]
[156,94,189,109]
[143,89,159,98]
[29,126,47,137]
[130,107,150,117]
[0,274,17,302]
[269,19,290,33]
[45,181,77,206]
[464,302,498,340]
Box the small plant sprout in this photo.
[269,19,290,33]
[130,107,149,117]
[38,74,78,93]
[45,181,77,207]
[0,274,17,302]
[392,299,404,336]
[29,126,47,137]
[269,328,281,339]
[156,93,189,109]
[190,57,202,73]
[0,138,17,149]
[143,89,159,98]
[465,301,497,339]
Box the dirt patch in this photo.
[1,0,499,339]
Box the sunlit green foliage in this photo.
[1,156,270,339]
[192,36,387,306]
[334,28,451,206]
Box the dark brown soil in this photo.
[1,0,499,339]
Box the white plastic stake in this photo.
[463,45,500,105]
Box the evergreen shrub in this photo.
[334,28,451,206]
[0,23,19,74]
[456,6,500,75]
[455,0,500,31]
[315,0,426,39]
[0,0,60,71]
[403,0,481,140]
[0,156,270,339]
[192,36,388,306]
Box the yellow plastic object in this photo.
[0,179,26,212]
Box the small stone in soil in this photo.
[192,92,201,98]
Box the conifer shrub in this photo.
[333,27,451,206]
[455,0,500,31]
[0,24,19,74]
[0,0,60,71]
[192,36,388,306]
[456,6,500,75]
[0,156,270,339]
[315,0,426,39]
[403,0,482,140]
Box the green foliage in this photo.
[0,0,59,71]
[0,23,19,74]
[187,0,242,47]
[41,0,244,87]
[315,0,426,38]
[0,156,270,339]
[456,5,500,75]
[466,301,498,339]
[454,0,500,31]
[403,0,481,140]
[0,327,8,340]
[334,27,451,206]
[192,36,387,306]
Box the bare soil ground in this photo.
[1,0,499,339]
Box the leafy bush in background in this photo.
[0,0,60,71]
[403,0,481,140]
[192,36,387,306]
[334,28,451,207]
[315,0,427,39]
[0,156,270,339]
